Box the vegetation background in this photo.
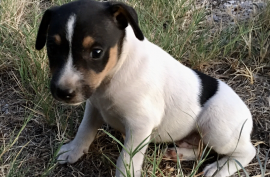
[0,0,269,176]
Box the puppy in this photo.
[35,0,256,176]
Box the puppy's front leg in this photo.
[116,127,153,177]
[57,100,103,164]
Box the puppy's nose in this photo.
[56,87,75,101]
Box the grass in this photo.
[0,0,270,176]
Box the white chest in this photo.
[90,95,126,134]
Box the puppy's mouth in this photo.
[50,86,92,106]
[52,93,86,105]
[64,100,85,106]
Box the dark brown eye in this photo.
[90,49,103,59]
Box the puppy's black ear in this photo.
[108,2,144,41]
[35,7,58,50]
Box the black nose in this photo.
[55,87,75,101]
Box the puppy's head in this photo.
[35,0,144,105]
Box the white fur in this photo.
[57,26,255,177]
[66,14,76,44]
[58,14,82,92]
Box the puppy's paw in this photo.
[203,163,227,177]
[57,141,89,164]
[163,148,183,162]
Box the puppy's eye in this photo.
[90,49,103,59]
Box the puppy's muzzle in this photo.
[50,82,76,102]
[56,87,75,101]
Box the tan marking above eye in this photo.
[54,34,61,45]
[82,36,95,48]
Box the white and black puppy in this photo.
[35,0,255,176]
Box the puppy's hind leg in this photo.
[198,96,255,177]
[202,141,255,177]
[57,100,103,164]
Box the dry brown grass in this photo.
[0,0,269,176]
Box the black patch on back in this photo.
[193,70,219,106]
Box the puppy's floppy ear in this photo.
[108,2,144,41]
[35,7,58,50]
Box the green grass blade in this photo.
[263,148,270,177]
[233,159,250,177]
[101,129,129,153]
[256,145,264,177]
[102,153,127,177]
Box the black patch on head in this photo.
[35,0,144,101]
[108,1,144,40]
[193,70,219,106]
[35,0,144,74]
[35,6,59,50]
